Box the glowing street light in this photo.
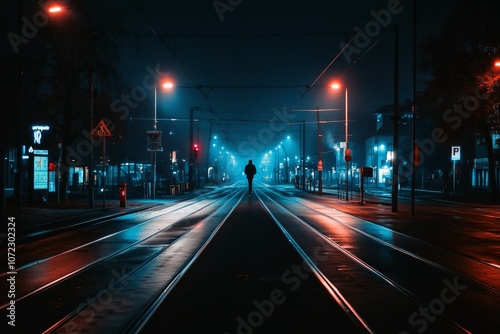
[162,81,174,89]
[47,5,63,13]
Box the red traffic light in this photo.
[193,144,199,158]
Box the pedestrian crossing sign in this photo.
[91,120,112,137]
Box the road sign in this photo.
[147,130,163,151]
[91,120,112,137]
[451,146,461,161]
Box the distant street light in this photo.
[331,82,349,200]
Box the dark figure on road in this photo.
[244,159,257,195]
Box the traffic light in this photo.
[344,148,352,161]
[193,143,199,159]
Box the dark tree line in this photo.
[18,1,126,200]
[419,0,500,199]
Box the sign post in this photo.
[451,146,460,193]
[345,147,352,201]
[147,130,163,199]
[92,120,112,209]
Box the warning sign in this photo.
[147,130,163,151]
[91,120,112,137]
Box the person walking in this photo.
[244,159,257,195]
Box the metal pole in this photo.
[360,170,364,205]
[392,24,399,213]
[411,0,417,215]
[102,137,106,210]
[16,0,24,220]
[189,107,194,190]
[302,121,306,190]
[57,143,62,203]
[89,66,94,208]
[153,87,157,199]
[317,108,322,194]
[277,147,280,184]
[345,88,349,201]
[453,160,456,193]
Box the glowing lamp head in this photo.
[331,83,341,90]
[162,81,174,89]
[47,5,63,13]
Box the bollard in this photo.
[119,183,127,207]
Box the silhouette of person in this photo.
[244,159,257,195]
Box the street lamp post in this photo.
[316,108,323,194]
[332,83,349,200]
[152,86,158,199]
[152,79,173,199]
[276,146,280,184]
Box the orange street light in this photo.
[48,6,62,13]
[494,60,500,68]
[331,82,341,90]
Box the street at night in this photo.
[1,183,500,333]
[2,0,500,333]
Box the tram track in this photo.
[131,186,370,334]
[265,185,500,292]
[44,188,246,334]
[3,184,499,333]
[0,186,244,333]
[256,186,500,333]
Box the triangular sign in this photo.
[91,120,112,137]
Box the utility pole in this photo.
[89,66,94,207]
[392,25,399,213]
[189,107,194,190]
[317,108,323,194]
[411,0,417,215]
[302,121,306,190]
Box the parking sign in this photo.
[451,146,460,161]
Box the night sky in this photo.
[4,0,457,176]
[104,0,455,166]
